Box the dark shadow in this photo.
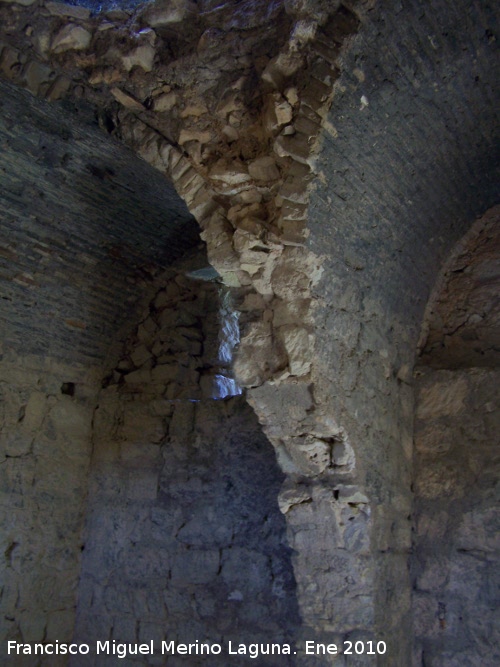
[0,80,200,366]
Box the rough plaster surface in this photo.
[412,368,500,667]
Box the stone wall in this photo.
[1,3,375,657]
[72,265,300,666]
[0,80,201,663]
[0,0,498,664]
[418,206,500,370]
[305,1,499,661]
[412,368,500,667]
[0,353,98,656]
[0,79,199,365]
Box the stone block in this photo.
[293,435,331,473]
[416,559,448,592]
[0,47,20,80]
[4,433,32,457]
[248,156,281,181]
[177,513,233,547]
[122,45,156,73]
[46,75,71,101]
[123,546,169,583]
[414,425,453,454]
[178,129,211,145]
[113,615,138,643]
[278,482,312,514]
[144,0,198,27]
[169,402,195,438]
[130,344,152,368]
[261,52,303,89]
[416,376,468,419]
[127,470,159,501]
[48,398,92,442]
[138,621,165,645]
[280,325,312,376]
[170,549,220,585]
[221,547,270,592]
[247,381,313,436]
[332,439,352,467]
[23,61,52,95]
[271,248,323,300]
[124,368,152,384]
[19,610,46,642]
[46,2,91,19]
[233,321,285,387]
[137,319,158,345]
[111,88,145,111]
[51,25,92,54]
[46,609,74,642]
[274,132,312,164]
[120,442,162,464]
[150,363,178,384]
[209,160,251,186]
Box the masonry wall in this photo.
[305,0,499,663]
[412,368,500,667]
[0,80,199,365]
[0,1,498,664]
[72,270,300,666]
[0,355,97,658]
[0,84,201,663]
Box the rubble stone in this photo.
[51,24,92,54]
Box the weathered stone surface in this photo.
[271,248,323,300]
[262,52,303,89]
[234,321,285,387]
[280,325,312,376]
[0,0,36,5]
[0,0,497,664]
[121,44,156,73]
[22,60,52,94]
[278,482,312,513]
[51,24,92,53]
[294,435,331,473]
[419,207,500,369]
[178,128,211,145]
[248,155,281,181]
[144,0,197,27]
[0,357,99,650]
[153,90,177,111]
[412,369,500,665]
[111,86,145,110]
[209,160,251,186]
[247,382,313,438]
[416,376,468,419]
[46,2,90,20]
[71,272,299,652]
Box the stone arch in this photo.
[0,78,202,653]
[0,0,498,664]
[301,0,498,663]
[0,3,366,662]
[411,206,500,667]
[1,3,366,659]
